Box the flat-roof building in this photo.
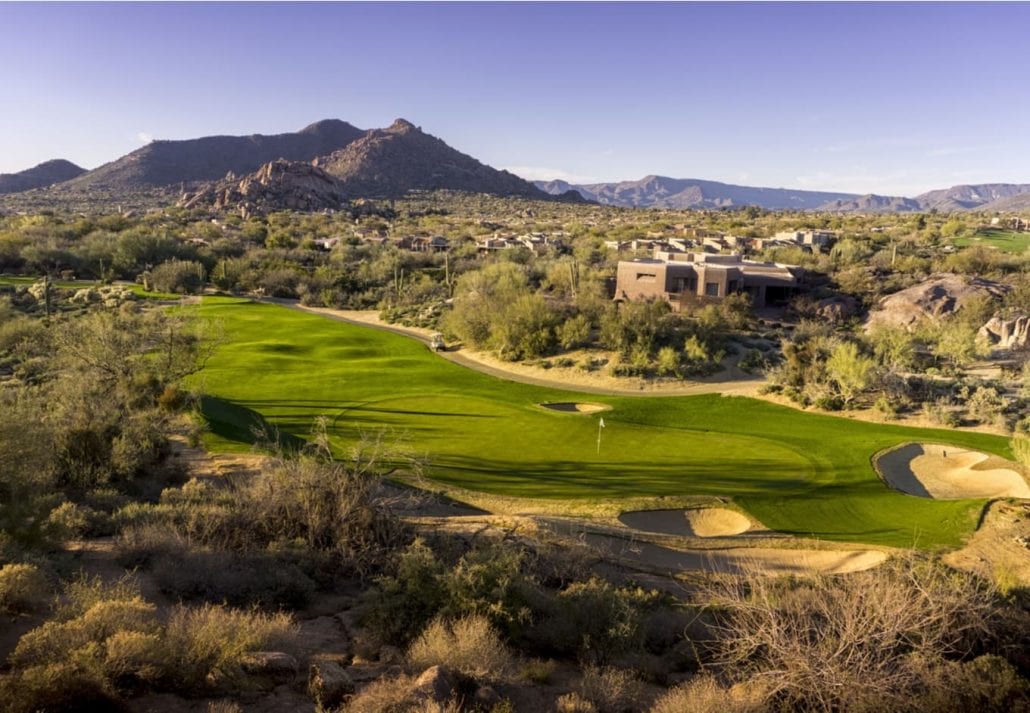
[615,251,800,309]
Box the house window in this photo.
[705,282,720,297]
[636,273,656,283]
[675,276,697,292]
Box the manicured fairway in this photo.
[953,229,1030,254]
[191,297,1016,549]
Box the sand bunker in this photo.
[539,402,611,414]
[619,508,753,537]
[876,443,1030,500]
[584,533,887,575]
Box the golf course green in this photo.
[192,297,1016,549]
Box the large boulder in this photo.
[412,665,456,704]
[865,274,1009,331]
[240,651,299,686]
[979,314,1030,350]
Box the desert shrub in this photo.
[363,539,449,647]
[4,577,161,712]
[702,558,1002,712]
[922,398,960,427]
[656,346,680,377]
[52,574,140,618]
[874,393,899,419]
[737,349,766,374]
[11,597,160,667]
[231,440,404,574]
[44,501,93,539]
[559,314,592,350]
[556,692,598,713]
[908,654,1030,713]
[364,539,538,648]
[441,544,536,637]
[162,603,298,690]
[578,665,647,713]
[1012,434,1030,472]
[151,549,316,609]
[207,701,244,713]
[537,578,659,663]
[0,660,121,713]
[408,614,514,682]
[519,658,557,684]
[149,259,206,294]
[0,562,50,613]
[649,674,768,713]
[344,673,418,713]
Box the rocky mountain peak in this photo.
[387,118,418,134]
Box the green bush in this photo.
[149,259,206,294]
[536,578,659,663]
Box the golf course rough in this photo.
[191,297,1014,549]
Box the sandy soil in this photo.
[944,501,1030,587]
[619,508,755,537]
[535,518,887,575]
[539,402,611,414]
[875,443,1030,499]
[588,537,889,576]
[167,435,269,481]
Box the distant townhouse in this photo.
[773,229,837,249]
[615,251,801,310]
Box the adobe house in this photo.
[615,251,801,309]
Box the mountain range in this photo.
[2,119,1028,212]
[534,175,1030,213]
[5,119,564,211]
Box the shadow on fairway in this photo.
[200,395,305,452]
[427,453,812,499]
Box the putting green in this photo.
[190,297,1011,549]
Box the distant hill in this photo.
[0,159,86,194]
[318,119,551,199]
[979,192,1030,212]
[60,119,365,191]
[914,183,1030,212]
[816,194,923,213]
[534,175,864,211]
[534,176,1030,213]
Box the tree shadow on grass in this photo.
[199,395,305,452]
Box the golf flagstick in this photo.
[597,417,605,455]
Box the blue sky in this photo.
[2,2,1029,195]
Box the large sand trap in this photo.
[539,402,611,414]
[876,443,1030,500]
[619,508,753,537]
[583,533,887,575]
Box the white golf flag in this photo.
[599,418,605,428]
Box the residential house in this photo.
[615,251,801,309]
